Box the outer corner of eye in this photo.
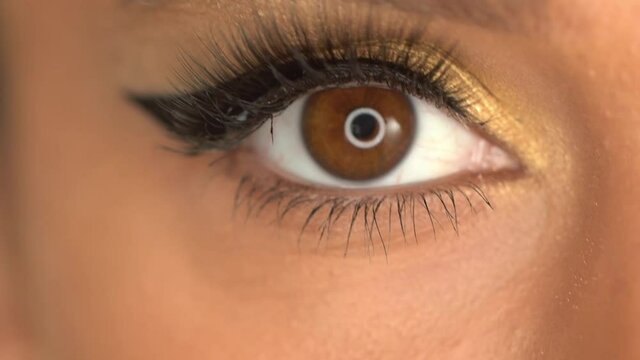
[247,85,519,189]
[464,136,520,174]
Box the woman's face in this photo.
[2,0,640,358]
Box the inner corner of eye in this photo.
[246,84,517,189]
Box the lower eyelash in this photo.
[232,174,493,258]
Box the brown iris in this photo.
[302,86,416,181]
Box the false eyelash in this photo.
[234,174,493,258]
[130,9,500,252]
[132,11,474,153]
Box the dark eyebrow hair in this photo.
[360,0,548,33]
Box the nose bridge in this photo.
[540,1,640,357]
[603,117,640,358]
[582,12,640,360]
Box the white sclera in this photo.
[248,92,517,189]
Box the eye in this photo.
[248,86,517,189]
[129,14,529,253]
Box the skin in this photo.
[1,0,640,359]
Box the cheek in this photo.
[8,5,617,360]
[14,84,591,359]
[168,175,565,358]
[16,109,574,360]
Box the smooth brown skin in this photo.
[1,0,640,359]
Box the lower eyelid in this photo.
[214,152,502,257]
[234,173,495,257]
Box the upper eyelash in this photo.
[131,13,477,153]
[126,10,506,255]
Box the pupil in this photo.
[350,113,379,141]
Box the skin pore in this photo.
[1,0,640,359]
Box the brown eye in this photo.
[302,87,416,181]
[249,82,515,189]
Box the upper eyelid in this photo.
[130,10,509,153]
[168,5,446,91]
[132,45,477,151]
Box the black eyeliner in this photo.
[126,10,501,255]
[130,14,472,153]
